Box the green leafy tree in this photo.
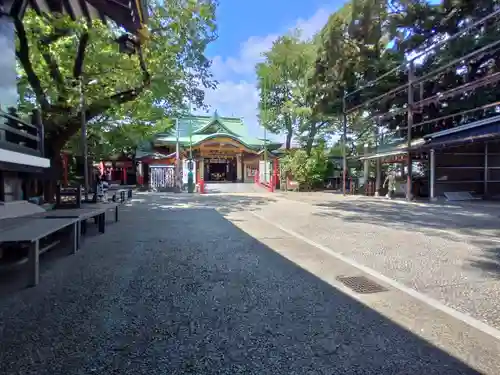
[16,0,217,197]
[66,119,173,161]
[384,0,500,139]
[280,143,329,190]
[256,33,316,150]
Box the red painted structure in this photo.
[198,178,205,194]
[255,158,279,192]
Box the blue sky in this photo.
[200,0,347,139]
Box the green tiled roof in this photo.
[155,113,247,138]
[153,112,282,151]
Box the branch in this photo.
[73,32,89,79]
[137,46,151,84]
[14,18,50,110]
[37,41,65,93]
[40,28,72,44]
[85,85,146,121]
[46,85,144,152]
[47,48,151,152]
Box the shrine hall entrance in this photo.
[204,157,237,182]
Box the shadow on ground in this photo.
[131,191,276,216]
[313,199,499,238]
[0,199,482,374]
[468,247,500,278]
[306,196,500,279]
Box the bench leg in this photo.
[115,206,119,222]
[81,220,87,235]
[98,213,106,233]
[28,240,40,287]
[76,221,81,249]
[70,222,79,254]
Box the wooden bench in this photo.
[42,206,108,235]
[0,200,47,220]
[82,202,120,223]
[0,201,80,287]
[0,218,79,286]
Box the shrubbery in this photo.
[280,144,330,190]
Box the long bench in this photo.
[0,201,80,287]
[0,217,79,286]
[0,200,120,287]
[43,206,107,234]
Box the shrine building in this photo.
[135,112,282,187]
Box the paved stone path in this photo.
[269,192,500,330]
[205,182,264,194]
[0,193,491,374]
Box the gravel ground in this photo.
[259,194,500,330]
[205,182,266,194]
[0,194,480,374]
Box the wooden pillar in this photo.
[342,94,347,196]
[240,154,245,182]
[430,149,436,201]
[137,162,144,185]
[236,154,241,182]
[375,158,381,196]
[273,158,279,191]
[406,61,415,201]
[363,144,369,186]
[199,159,205,181]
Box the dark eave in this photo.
[3,0,148,37]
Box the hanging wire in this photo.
[345,7,500,100]
[342,8,500,141]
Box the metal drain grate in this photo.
[336,275,388,294]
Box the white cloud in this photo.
[202,80,260,134]
[201,7,332,138]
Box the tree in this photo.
[336,0,500,143]
[16,0,217,198]
[385,0,500,139]
[256,33,316,150]
[65,119,173,161]
[280,143,329,190]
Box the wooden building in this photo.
[0,0,148,200]
[360,119,500,200]
[136,112,282,190]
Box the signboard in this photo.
[182,159,196,184]
[208,158,228,163]
[204,150,235,157]
[246,166,257,177]
[115,161,133,168]
[259,160,272,184]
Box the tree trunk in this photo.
[42,133,66,203]
[305,124,317,156]
[285,131,293,150]
[44,152,63,203]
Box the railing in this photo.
[0,108,44,157]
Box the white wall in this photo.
[0,16,17,112]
